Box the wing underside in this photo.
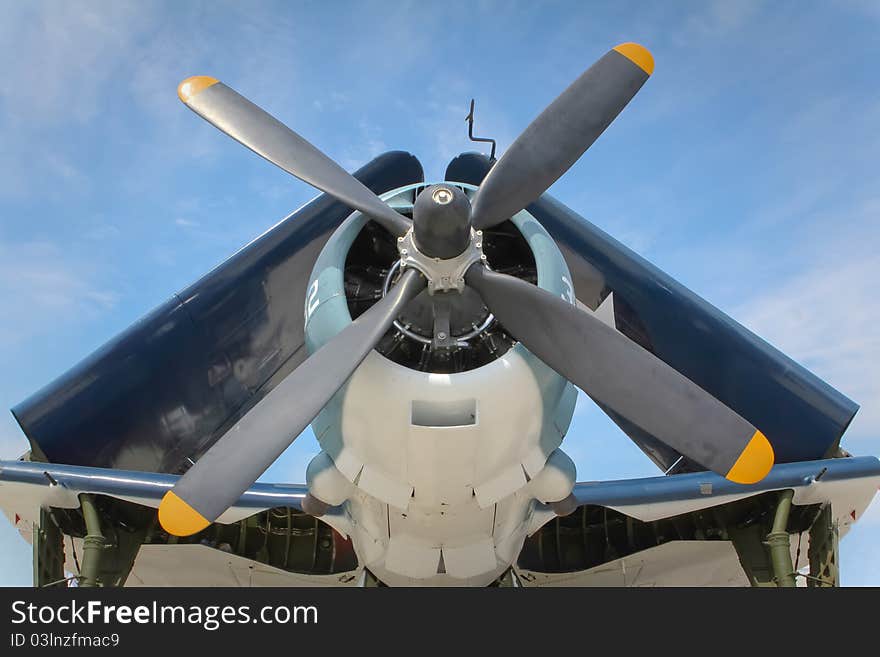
[516,456,879,586]
[1,458,361,587]
[2,455,877,586]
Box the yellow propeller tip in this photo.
[177,75,219,103]
[612,43,654,75]
[158,491,211,536]
[725,430,775,484]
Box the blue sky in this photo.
[1,0,877,586]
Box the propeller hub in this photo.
[431,187,454,204]
[397,218,485,296]
[412,184,472,259]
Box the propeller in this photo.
[158,269,425,536]
[465,264,773,483]
[470,43,654,230]
[177,76,411,237]
[159,42,774,537]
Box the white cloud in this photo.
[0,2,149,124]
[0,241,119,344]
[680,0,761,40]
[0,2,152,198]
[339,119,390,172]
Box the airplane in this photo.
[1,42,877,587]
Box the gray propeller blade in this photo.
[465,263,774,483]
[158,269,426,536]
[470,43,654,230]
[177,76,411,237]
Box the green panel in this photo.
[808,504,839,587]
[33,508,65,588]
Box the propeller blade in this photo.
[177,76,411,236]
[470,43,654,230]
[465,264,774,483]
[158,269,426,536]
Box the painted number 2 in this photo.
[305,279,320,320]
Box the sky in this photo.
[0,0,877,586]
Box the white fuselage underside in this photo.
[306,347,576,587]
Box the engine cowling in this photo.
[303,182,579,585]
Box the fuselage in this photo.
[303,183,579,585]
